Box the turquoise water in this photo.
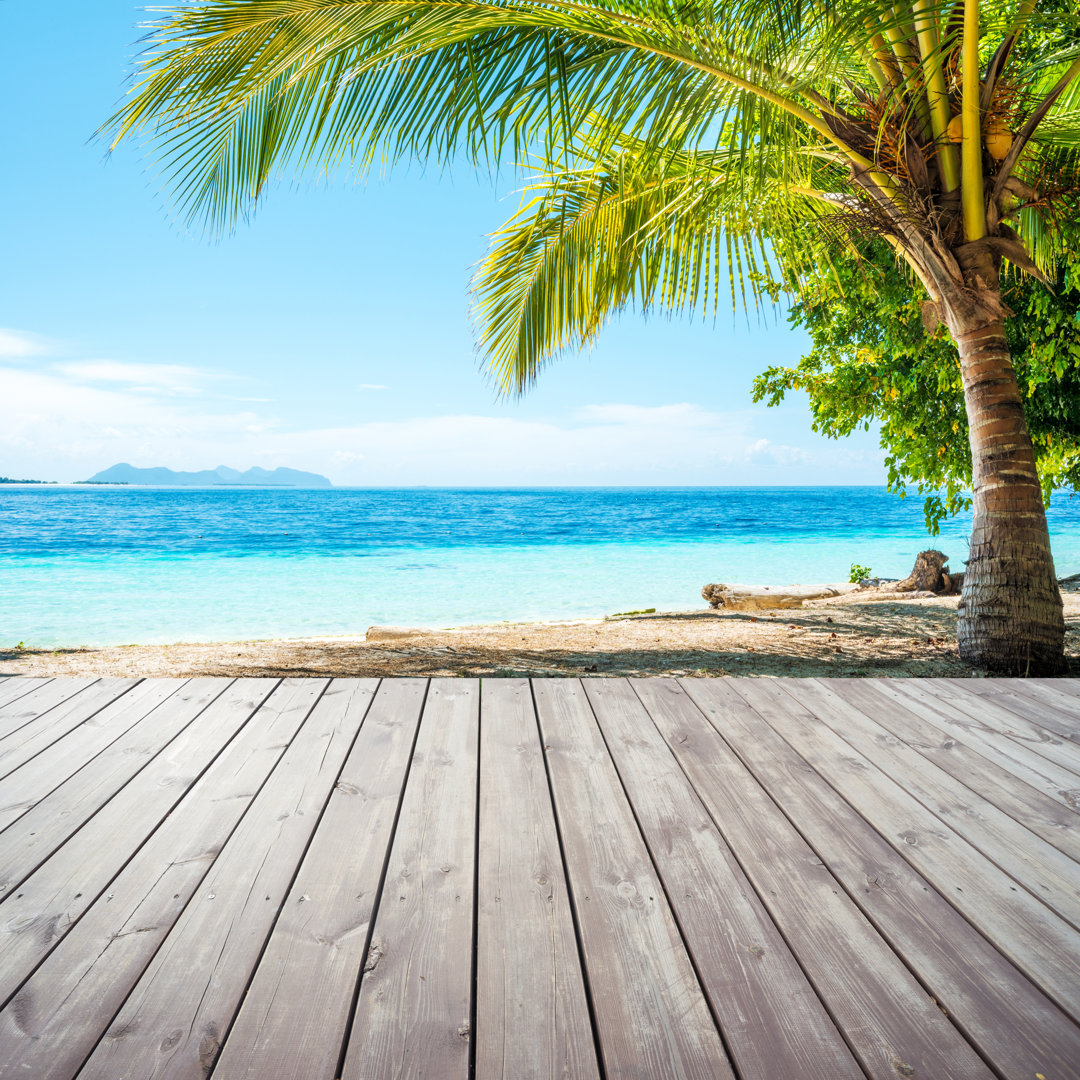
[3,486,1079,647]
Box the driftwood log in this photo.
[702,583,859,611]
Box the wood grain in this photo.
[342,679,479,1080]
[0,680,275,1005]
[0,678,51,713]
[911,679,1080,777]
[209,678,425,1080]
[952,679,1080,742]
[0,679,211,841]
[0,679,327,1080]
[828,679,1080,860]
[584,678,863,1080]
[0,679,135,778]
[534,679,733,1080]
[727,678,1080,1021]
[0,679,94,740]
[862,679,1080,814]
[643,677,992,1080]
[475,679,599,1080]
[782,678,1080,930]
[676,677,1080,1080]
[80,679,379,1080]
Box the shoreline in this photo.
[7,590,1080,678]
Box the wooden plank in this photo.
[474,680,599,1080]
[80,679,380,1080]
[0,678,51,712]
[338,679,477,1080]
[0,678,139,781]
[0,678,327,1080]
[0,680,276,1005]
[0,679,197,837]
[960,679,1080,742]
[912,679,1080,777]
[207,679,426,1080]
[829,679,1080,861]
[641,678,992,1080]
[341,679,479,1080]
[0,677,101,745]
[675,678,1080,1080]
[779,679,1080,930]
[863,679,1080,816]
[584,679,864,1080]
[0,680,227,891]
[727,678,1080,1021]
[533,679,733,1080]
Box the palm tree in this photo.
[110,0,1080,673]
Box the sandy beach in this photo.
[7,588,1080,678]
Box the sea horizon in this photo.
[4,484,1079,648]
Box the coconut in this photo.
[946,114,963,143]
[984,116,1013,161]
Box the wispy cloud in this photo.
[0,366,883,485]
[57,360,220,396]
[744,437,809,465]
[0,328,50,358]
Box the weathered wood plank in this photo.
[0,678,51,713]
[79,679,380,1080]
[0,678,118,764]
[780,679,1080,930]
[474,679,599,1080]
[209,679,425,1080]
[533,679,734,1080]
[341,679,479,1080]
[829,679,1080,860]
[953,679,1080,743]
[863,679,1080,815]
[676,678,1080,1080]
[0,679,327,1080]
[0,679,88,731]
[642,678,992,1080]
[727,679,1080,1021]
[0,679,139,782]
[0,679,201,838]
[584,678,864,1080]
[911,679,1080,777]
[0,680,276,1005]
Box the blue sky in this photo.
[0,1,884,485]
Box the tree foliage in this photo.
[752,231,1080,532]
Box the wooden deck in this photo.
[0,676,1078,1080]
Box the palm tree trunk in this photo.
[951,313,1065,674]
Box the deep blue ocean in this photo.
[3,486,1079,646]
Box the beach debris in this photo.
[702,583,858,611]
[365,626,428,642]
[894,550,953,593]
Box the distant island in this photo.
[0,476,57,484]
[83,463,333,488]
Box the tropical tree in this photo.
[109,0,1080,673]
[752,231,1080,533]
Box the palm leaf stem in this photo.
[961,0,986,241]
[913,0,960,190]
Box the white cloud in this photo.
[57,360,219,396]
[0,364,884,486]
[744,437,809,465]
[0,328,50,358]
